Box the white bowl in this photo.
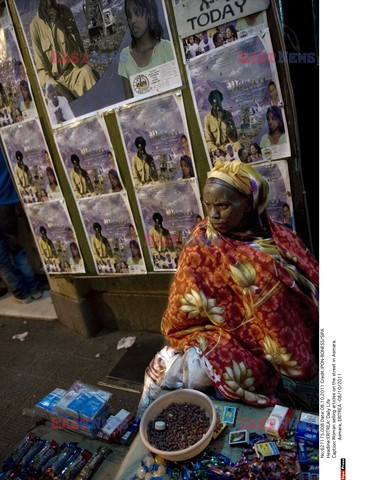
[139,389,217,462]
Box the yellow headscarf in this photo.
[207,160,269,214]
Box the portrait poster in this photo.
[171,0,269,39]
[0,24,37,128]
[137,179,203,271]
[181,10,268,62]
[54,114,123,199]
[78,193,147,275]
[254,159,295,230]
[117,93,198,187]
[0,118,63,204]
[14,0,182,128]
[26,200,85,274]
[188,30,291,165]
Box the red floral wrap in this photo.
[161,219,319,407]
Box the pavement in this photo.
[0,313,147,464]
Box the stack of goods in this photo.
[129,451,235,480]
[295,412,319,480]
[34,382,140,445]
[0,432,111,479]
[36,382,112,438]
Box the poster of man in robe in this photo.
[117,93,196,187]
[1,118,62,203]
[137,179,203,271]
[26,200,85,274]
[78,192,146,274]
[0,22,37,127]
[54,114,123,199]
[188,30,290,165]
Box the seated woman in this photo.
[155,160,318,407]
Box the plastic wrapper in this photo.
[3,433,38,471]
[59,449,92,480]
[137,346,211,417]
[54,381,111,423]
[43,442,79,478]
[74,446,112,480]
[19,438,46,468]
[35,389,67,418]
[25,440,59,477]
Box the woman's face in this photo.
[283,205,290,220]
[226,27,233,40]
[203,181,250,234]
[131,244,140,256]
[181,136,188,151]
[126,1,148,40]
[250,145,257,155]
[268,83,278,100]
[47,171,55,183]
[109,174,119,188]
[267,113,279,133]
[181,160,191,178]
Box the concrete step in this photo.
[0,290,57,321]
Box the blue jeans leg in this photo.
[12,247,41,294]
[0,237,29,299]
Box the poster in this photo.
[254,159,295,230]
[0,0,10,28]
[54,114,123,198]
[137,180,203,271]
[26,200,85,274]
[182,10,268,61]
[0,118,63,204]
[188,30,291,165]
[172,0,269,39]
[117,93,197,187]
[0,24,37,127]
[78,193,146,275]
[14,0,182,128]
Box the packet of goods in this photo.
[54,381,111,422]
[295,412,319,447]
[35,388,67,418]
[264,404,295,438]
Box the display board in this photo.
[14,0,182,128]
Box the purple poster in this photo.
[1,118,62,204]
[254,159,295,230]
[117,94,196,187]
[26,200,85,274]
[78,193,146,275]
[54,115,123,199]
[0,24,36,128]
[137,180,203,271]
[189,31,290,165]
